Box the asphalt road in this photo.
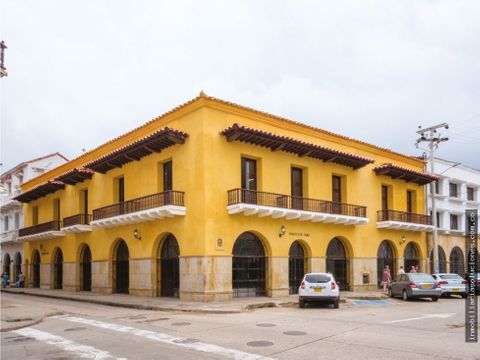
[1,292,479,359]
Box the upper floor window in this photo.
[436,212,441,228]
[163,161,173,192]
[116,177,125,203]
[434,180,440,194]
[407,190,413,213]
[450,214,458,230]
[53,199,60,222]
[291,167,303,197]
[3,216,8,231]
[80,190,88,216]
[6,181,11,194]
[332,176,342,203]
[381,185,389,210]
[32,206,38,225]
[467,187,475,201]
[241,158,257,191]
[449,183,458,197]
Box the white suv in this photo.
[298,272,340,308]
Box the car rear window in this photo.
[305,274,331,283]
[439,274,462,279]
[410,274,435,282]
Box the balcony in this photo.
[61,214,92,233]
[18,220,65,241]
[227,189,368,225]
[91,190,186,228]
[1,229,19,244]
[377,210,434,232]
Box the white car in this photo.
[298,272,340,308]
[431,273,468,298]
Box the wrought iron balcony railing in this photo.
[377,209,432,225]
[63,213,92,228]
[93,190,185,221]
[228,188,367,217]
[19,220,62,237]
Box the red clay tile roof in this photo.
[221,123,375,169]
[373,163,438,185]
[14,180,65,203]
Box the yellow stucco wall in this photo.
[21,94,429,287]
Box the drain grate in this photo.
[247,341,274,347]
[283,331,307,336]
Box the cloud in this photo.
[1,0,479,172]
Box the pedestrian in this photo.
[17,271,25,288]
[398,266,405,275]
[2,272,9,288]
[382,265,391,292]
[409,266,417,273]
[415,264,420,273]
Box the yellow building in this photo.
[16,93,437,301]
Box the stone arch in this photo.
[79,244,92,291]
[13,252,22,283]
[377,240,397,287]
[449,247,465,276]
[404,242,421,272]
[326,237,351,290]
[232,231,267,297]
[3,253,11,277]
[52,247,63,289]
[288,240,308,294]
[429,246,447,273]
[32,250,41,288]
[156,233,180,297]
[112,239,129,294]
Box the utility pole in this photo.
[0,41,7,77]
[416,123,449,274]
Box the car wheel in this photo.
[432,297,439,302]
[388,288,394,298]
[299,300,305,308]
[402,290,409,301]
[333,298,340,309]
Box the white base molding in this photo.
[61,224,92,233]
[18,231,65,241]
[377,221,434,232]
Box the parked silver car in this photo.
[388,273,441,301]
[431,273,468,298]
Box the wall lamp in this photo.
[133,229,142,240]
[400,235,406,245]
[279,225,286,237]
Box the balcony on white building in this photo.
[227,189,369,225]
[0,229,19,244]
[90,191,186,229]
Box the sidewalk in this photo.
[1,287,388,315]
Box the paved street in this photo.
[1,292,478,360]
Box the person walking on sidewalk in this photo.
[398,266,405,275]
[2,272,9,288]
[17,272,25,288]
[382,265,391,292]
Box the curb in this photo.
[2,289,243,314]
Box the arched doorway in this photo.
[14,252,22,283]
[450,247,465,276]
[289,241,306,294]
[158,234,180,297]
[80,245,92,291]
[3,253,11,277]
[232,232,266,297]
[53,249,63,289]
[326,238,349,290]
[377,240,396,287]
[113,240,129,294]
[404,243,419,272]
[429,246,446,273]
[32,250,41,288]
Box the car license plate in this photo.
[452,288,460,292]
[422,284,432,289]
[314,288,322,293]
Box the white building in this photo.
[1,153,68,283]
[427,157,480,274]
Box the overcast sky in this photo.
[1,1,479,174]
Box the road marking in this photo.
[384,313,455,324]
[57,315,276,360]
[13,327,125,360]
